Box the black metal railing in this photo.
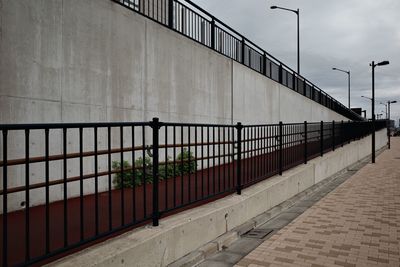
[113,0,363,121]
[0,119,387,266]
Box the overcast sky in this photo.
[194,0,400,124]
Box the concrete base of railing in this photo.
[48,129,387,267]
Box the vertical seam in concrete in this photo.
[60,0,64,122]
[231,59,233,124]
[143,18,147,121]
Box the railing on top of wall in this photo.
[112,0,363,121]
[0,119,387,266]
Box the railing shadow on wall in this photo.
[0,119,387,266]
[112,0,363,121]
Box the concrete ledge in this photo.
[49,130,387,267]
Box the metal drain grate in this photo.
[243,229,274,239]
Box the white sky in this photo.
[194,0,400,124]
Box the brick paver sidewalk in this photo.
[236,138,400,267]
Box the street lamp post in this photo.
[370,60,390,163]
[380,102,388,119]
[270,5,300,74]
[332,68,351,108]
[387,100,397,149]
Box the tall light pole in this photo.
[370,60,390,163]
[270,5,300,74]
[379,102,388,119]
[332,68,351,108]
[387,100,397,149]
[361,96,372,120]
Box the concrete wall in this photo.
[1,0,348,212]
[0,0,346,125]
[50,129,387,267]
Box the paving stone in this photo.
[236,140,400,267]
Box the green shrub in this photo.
[112,149,198,188]
[112,157,152,189]
[176,149,197,175]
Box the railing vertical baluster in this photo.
[195,126,198,199]
[151,118,160,226]
[263,53,267,76]
[210,19,215,49]
[236,122,242,195]
[279,121,283,175]
[45,129,50,253]
[168,0,174,28]
[142,126,147,217]
[292,71,296,91]
[79,127,84,241]
[25,129,30,261]
[165,126,168,208]
[173,126,177,207]
[188,126,192,199]
[132,126,136,222]
[107,126,112,231]
[63,128,68,246]
[94,127,99,235]
[120,126,125,226]
[241,38,245,64]
[320,121,324,156]
[304,121,307,164]
[332,121,335,151]
[341,120,344,147]
[181,126,184,202]
[2,129,8,267]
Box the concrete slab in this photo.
[225,238,263,255]
[285,205,310,214]
[258,218,290,230]
[196,260,233,267]
[207,251,243,264]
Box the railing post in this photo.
[341,120,344,147]
[241,38,245,64]
[168,0,174,29]
[304,121,307,164]
[279,121,283,175]
[263,53,267,76]
[211,19,216,49]
[293,71,296,91]
[311,85,315,100]
[236,122,243,195]
[332,120,335,151]
[151,117,161,226]
[320,121,324,156]
[279,64,283,84]
[347,120,353,144]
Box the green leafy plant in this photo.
[176,149,197,175]
[112,149,198,188]
[112,157,152,189]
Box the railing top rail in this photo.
[0,121,151,130]
[0,119,385,131]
